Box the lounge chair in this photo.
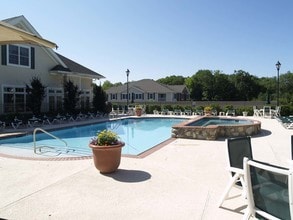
[218,136,253,207]
[109,109,118,118]
[41,115,51,125]
[160,109,169,115]
[174,109,182,115]
[153,110,160,115]
[11,117,23,129]
[243,157,293,220]
[28,115,42,127]
[75,112,88,120]
[184,109,192,116]
[52,113,66,124]
[96,111,104,118]
[193,109,204,116]
[86,112,95,119]
[0,120,5,130]
[62,113,74,122]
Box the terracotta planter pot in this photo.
[204,111,212,116]
[89,142,125,174]
[135,109,142,116]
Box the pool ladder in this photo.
[33,127,68,153]
[108,120,121,130]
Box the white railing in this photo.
[33,127,68,153]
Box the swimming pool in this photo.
[0,117,187,158]
[188,117,253,126]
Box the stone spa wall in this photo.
[172,117,261,140]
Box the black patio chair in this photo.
[243,157,293,220]
[218,136,253,207]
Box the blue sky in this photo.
[1,0,292,84]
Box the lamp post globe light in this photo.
[275,61,281,106]
[126,69,130,108]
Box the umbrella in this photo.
[0,21,57,49]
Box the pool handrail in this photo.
[33,127,68,153]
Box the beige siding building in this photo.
[106,79,190,103]
[0,16,104,114]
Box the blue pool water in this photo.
[188,117,253,126]
[0,118,187,157]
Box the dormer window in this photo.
[8,45,30,67]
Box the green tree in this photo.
[280,71,293,104]
[26,76,46,115]
[157,75,185,85]
[187,70,214,101]
[230,70,260,101]
[63,80,80,114]
[102,80,113,90]
[257,77,274,102]
[92,84,107,113]
[102,80,122,91]
[213,71,236,101]
[185,76,203,100]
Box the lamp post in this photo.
[126,69,130,108]
[275,61,281,106]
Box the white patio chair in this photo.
[243,157,293,220]
[226,109,235,116]
[218,136,253,207]
[253,106,261,117]
[271,106,281,118]
[262,106,272,118]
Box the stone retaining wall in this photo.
[172,117,261,140]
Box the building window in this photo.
[111,93,117,100]
[48,88,63,112]
[135,93,142,99]
[8,45,30,67]
[158,93,166,101]
[3,86,27,113]
[148,93,155,100]
[80,90,91,110]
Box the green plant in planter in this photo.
[135,105,143,116]
[89,129,124,173]
[204,106,213,112]
[90,130,120,146]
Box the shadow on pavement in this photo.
[103,169,151,183]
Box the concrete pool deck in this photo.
[0,116,292,219]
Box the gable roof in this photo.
[2,15,64,65]
[106,79,187,93]
[51,53,104,79]
[2,15,104,80]
[0,15,57,48]
[167,85,189,93]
